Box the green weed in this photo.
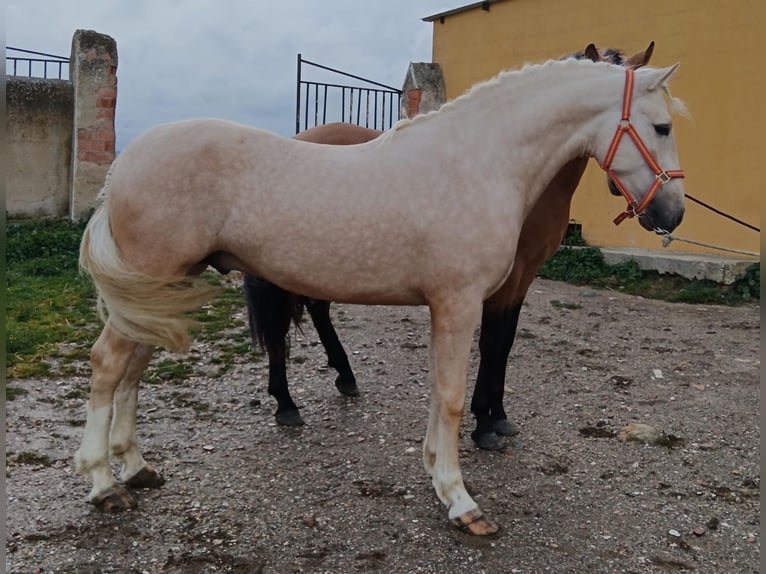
[540,245,759,305]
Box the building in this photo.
[423,0,760,257]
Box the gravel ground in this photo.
[6,278,760,573]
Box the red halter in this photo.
[600,69,685,225]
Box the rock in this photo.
[618,423,684,448]
[649,552,692,570]
[668,529,681,538]
[302,515,316,528]
[693,526,706,536]
[618,423,661,444]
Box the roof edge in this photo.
[422,0,503,22]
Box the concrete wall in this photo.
[7,77,73,218]
[6,29,117,220]
[427,0,761,256]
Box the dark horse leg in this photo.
[304,299,359,397]
[243,275,304,426]
[470,302,523,451]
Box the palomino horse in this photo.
[78,57,686,535]
[243,44,657,450]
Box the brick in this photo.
[97,97,116,108]
[78,150,113,163]
[98,87,117,98]
[97,108,115,119]
[79,128,114,141]
[77,138,106,152]
[407,89,423,118]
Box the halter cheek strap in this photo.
[599,69,685,225]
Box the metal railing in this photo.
[6,47,69,79]
[296,54,402,133]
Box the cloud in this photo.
[8,0,454,149]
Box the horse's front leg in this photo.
[75,321,140,512]
[423,296,499,536]
[109,343,166,489]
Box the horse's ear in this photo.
[640,63,680,92]
[625,40,655,69]
[584,43,600,62]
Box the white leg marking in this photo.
[109,344,154,481]
[75,404,117,499]
[426,295,483,520]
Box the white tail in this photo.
[79,204,220,353]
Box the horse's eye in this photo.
[654,123,671,136]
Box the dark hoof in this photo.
[451,509,500,536]
[276,410,305,426]
[91,485,137,513]
[125,466,166,489]
[471,430,505,451]
[492,418,520,437]
[335,377,359,397]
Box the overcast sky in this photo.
[7,1,455,150]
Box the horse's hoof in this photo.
[335,378,359,397]
[451,509,500,536]
[492,418,520,437]
[471,430,505,451]
[125,466,166,489]
[276,410,305,426]
[91,485,137,513]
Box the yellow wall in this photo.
[430,0,761,255]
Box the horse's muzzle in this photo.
[638,205,684,233]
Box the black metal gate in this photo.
[295,54,402,134]
[6,47,69,79]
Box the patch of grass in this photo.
[12,451,53,466]
[146,358,196,384]
[550,300,583,310]
[6,220,253,380]
[5,386,28,401]
[6,219,99,378]
[539,245,760,305]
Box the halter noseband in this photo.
[600,69,685,225]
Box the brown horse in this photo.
[244,43,657,450]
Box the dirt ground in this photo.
[5,278,760,574]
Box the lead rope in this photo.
[655,231,759,257]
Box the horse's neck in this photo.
[417,63,619,211]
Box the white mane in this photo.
[383,57,689,143]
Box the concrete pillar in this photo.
[401,63,446,118]
[69,29,118,220]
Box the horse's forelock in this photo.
[661,85,690,118]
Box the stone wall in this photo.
[6,29,117,220]
[7,77,74,218]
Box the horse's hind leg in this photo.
[423,295,498,535]
[243,276,303,426]
[305,299,359,397]
[109,343,166,489]
[470,303,522,450]
[75,321,140,512]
